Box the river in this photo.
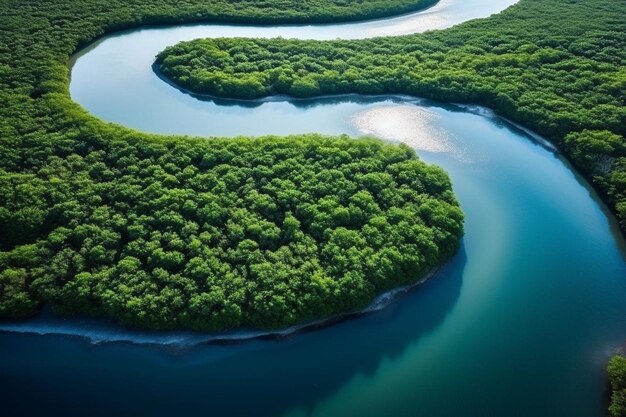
[1,0,625,416]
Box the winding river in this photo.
[1,1,625,416]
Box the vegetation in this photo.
[156,0,626,230]
[0,134,463,330]
[0,0,462,330]
[609,354,626,417]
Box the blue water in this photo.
[1,1,625,416]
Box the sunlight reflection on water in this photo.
[351,105,467,160]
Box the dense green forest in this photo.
[609,354,626,417]
[0,0,463,329]
[156,0,626,231]
[0,134,463,330]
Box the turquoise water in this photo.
[2,1,625,416]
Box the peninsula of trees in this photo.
[0,133,463,330]
[0,0,463,331]
[155,0,626,232]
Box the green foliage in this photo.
[563,130,624,174]
[0,128,463,330]
[608,354,626,417]
[156,0,626,230]
[0,245,40,318]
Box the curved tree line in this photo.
[0,0,462,330]
[156,0,626,231]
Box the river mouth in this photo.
[2,0,625,416]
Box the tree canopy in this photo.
[0,127,463,330]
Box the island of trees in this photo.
[156,0,626,234]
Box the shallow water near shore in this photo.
[2,0,626,416]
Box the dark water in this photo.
[2,1,625,416]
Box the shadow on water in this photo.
[0,247,466,417]
[202,94,420,109]
[173,88,459,111]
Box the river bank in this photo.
[0,268,441,347]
